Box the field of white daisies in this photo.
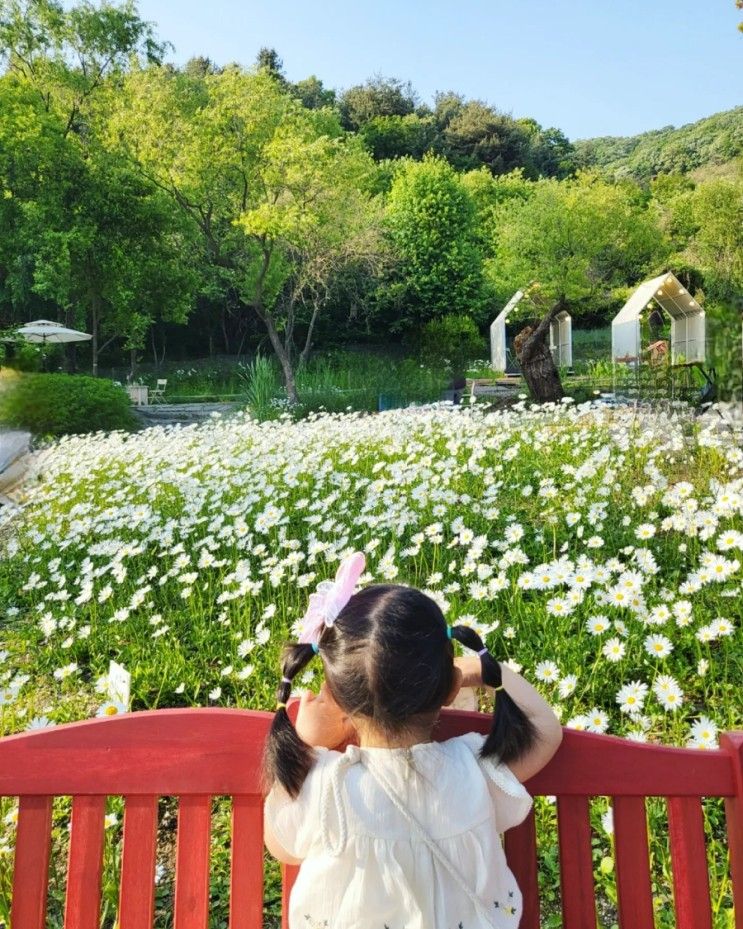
[0,399,741,927]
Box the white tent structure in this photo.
[490,290,523,372]
[490,291,573,372]
[549,311,572,367]
[612,272,705,365]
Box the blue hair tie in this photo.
[446,626,452,639]
[477,647,488,656]
[311,642,320,654]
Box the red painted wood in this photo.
[119,794,158,929]
[667,796,712,929]
[64,795,106,929]
[0,710,736,798]
[0,709,740,926]
[229,795,263,929]
[504,807,540,929]
[612,795,654,929]
[556,794,597,929]
[720,732,743,929]
[282,865,299,929]
[0,709,268,796]
[10,795,53,929]
[174,795,212,929]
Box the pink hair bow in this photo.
[297,551,366,645]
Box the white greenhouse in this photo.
[490,291,572,372]
[611,272,706,365]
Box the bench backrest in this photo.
[0,708,740,929]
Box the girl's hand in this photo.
[455,655,485,689]
[295,683,356,750]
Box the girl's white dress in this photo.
[264,731,533,929]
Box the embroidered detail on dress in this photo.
[480,758,529,800]
[493,893,519,916]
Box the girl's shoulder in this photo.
[443,732,529,794]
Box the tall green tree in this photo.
[383,155,486,331]
[0,1,186,374]
[291,75,336,110]
[687,177,743,393]
[0,0,166,135]
[340,75,419,130]
[110,65,381,400]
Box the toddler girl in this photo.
[264,552,563,928]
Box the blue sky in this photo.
[134,0,742,139]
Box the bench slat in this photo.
[174,795,212,929]
[668,796,712,929]
[119,795,158,929]
[230,795,263,929]
[720,732,743,929]
[64,795,106,929]
[557,794,597,929]
[613,796,654,929]
[10,795,53,929]
[504,806,540,929]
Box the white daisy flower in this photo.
[644,634,673,658]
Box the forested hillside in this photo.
[0,1,741,399]
[576,107,743,180]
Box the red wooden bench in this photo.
[0,708,741,929]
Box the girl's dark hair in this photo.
[263,584,539,797]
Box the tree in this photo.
[0,0,167,136]
[339,75,419,130]
[184,55,218,77]
[383,155,486,331]
[255,47,286,84]
[490,172,666,401]
[110,65,381,401]
[686,176,743,394]
[522,123,577,179]
[291,75,336,110]
[0,1,186,374]
[433,96,531,174]
[359,113,437,161]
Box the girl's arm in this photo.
[454,656,563,782]
[264,802,303,865]
[264,686,356,865]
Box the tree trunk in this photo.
[63,308,77,373]
[221,305,231,355]
[513,298,566,403]
[91,293,100,377]
[252,241,301,402]
[299,300,322,369]
[259,308,299,404]
[129,347,138,381]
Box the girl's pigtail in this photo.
[263,642,317,798]
[450,625,538,765]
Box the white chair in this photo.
[149,378,167,404]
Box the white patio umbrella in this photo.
[15,319,91,368]
[16,319,92,345]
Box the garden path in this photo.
[0,430,30,501]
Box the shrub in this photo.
[420,314,485,379]
[0,373,135,436]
